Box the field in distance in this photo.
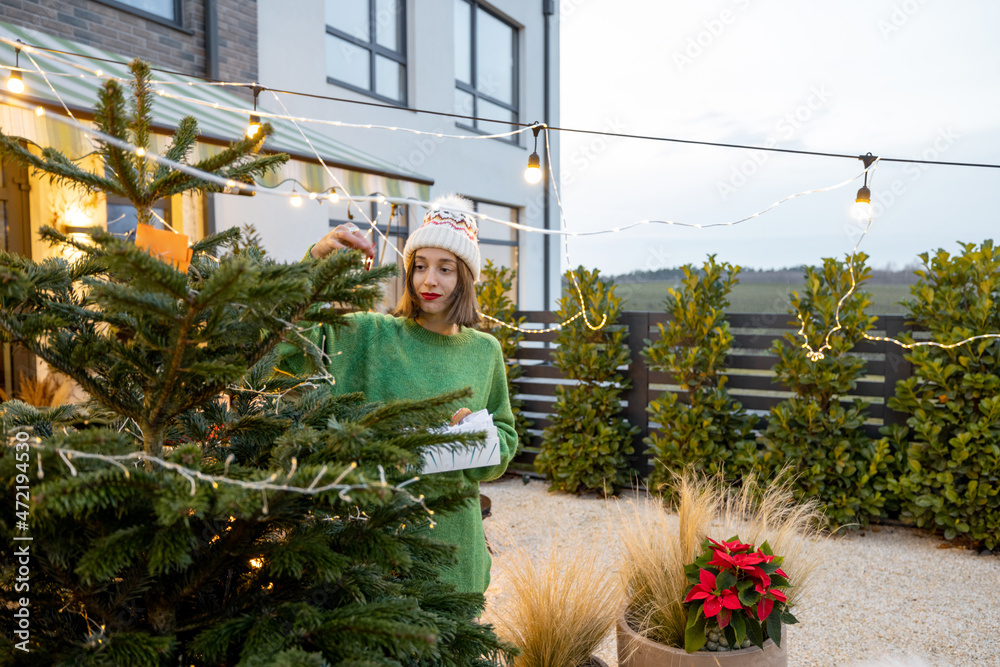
[615,281,915,314]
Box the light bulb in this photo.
[290,194,303,207]
[6,73,24,94]
[524,151,542,184]
[852,201,872,221]
[327,190,340,204]
[853,185,872,221]
[135,147,145,157]
[246,114,261,138]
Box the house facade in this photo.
[0,0,560,398]
[244,0,561,308]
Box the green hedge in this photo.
[535,266,638,494]
[760,253,897,529]
[642,256,758,492]
[885,241,1000,549]
[476,260,532,450]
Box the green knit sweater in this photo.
[279,311,516,594]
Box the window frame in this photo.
[106,195,173,240]
[325,0,408,106]
[90,0,189,32]
[469,197,519,305]
[454,0,520,143]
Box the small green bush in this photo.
[535,266,638,494]
[761,253,896,528]
[884,241,1000,549]
[642,256,758,492]
[476,260,532,450]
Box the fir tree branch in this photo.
[0,133,121,194]
[96,79,142,205]
[147,298,197,430]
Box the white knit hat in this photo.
[403,194,481,282]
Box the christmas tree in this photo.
[0,60,512,666]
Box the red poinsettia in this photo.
[682,535,797,654]
[757,587,787,621]
[707,536,755,554]
[683,568,742,619]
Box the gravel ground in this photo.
[479,476,1000,667]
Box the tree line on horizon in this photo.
[609,263,921,285]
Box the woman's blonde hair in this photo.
[393,252,481,328]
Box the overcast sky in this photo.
[557,0,1000,275]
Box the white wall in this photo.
[245,0,561,310]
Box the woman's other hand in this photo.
[311,223,376,260]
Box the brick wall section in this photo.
[1,0,257,88]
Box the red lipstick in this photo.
[421,293,441,301]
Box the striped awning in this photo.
[0,20,431,199]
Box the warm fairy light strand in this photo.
[796,160,882,361]
[0,82,873,338]
[794,159,1000,360]
[18,437,435,524]
[21,49,103,159]
[267,90,402,262]
[162,86,533,142]
[265,93,605,334]
[10,48,1000,348]
[544,125,608,330]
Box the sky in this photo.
[557,0,1000,275]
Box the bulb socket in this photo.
[855,185,871,204]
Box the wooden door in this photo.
[0,159,34,399]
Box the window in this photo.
[94,0,183,26]
[454,0,519,136]
[329,201,411,309]
[326,0,407,104]
[472,200,519,302]
[107,197,171,239]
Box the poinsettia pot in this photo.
[617,610,787,667]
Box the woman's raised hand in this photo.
[311,223,377,260]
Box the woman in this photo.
[283,195,516,595]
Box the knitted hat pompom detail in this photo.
[403,194,481,282]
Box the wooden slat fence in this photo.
[508,311,913,477]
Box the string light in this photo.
[7,36,1000,170]
[6,41,24,94]
[0,86,865,335]
[247,84,262,139]
[852,153,876,221]
[9,46,1000,350]
[524,123,543,184]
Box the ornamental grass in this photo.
[491,539,621,667]
[617,470,826,649]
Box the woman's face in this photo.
[411,247,460,316]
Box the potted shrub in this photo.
[616,473,824,666]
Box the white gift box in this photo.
[421,409,501,474]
